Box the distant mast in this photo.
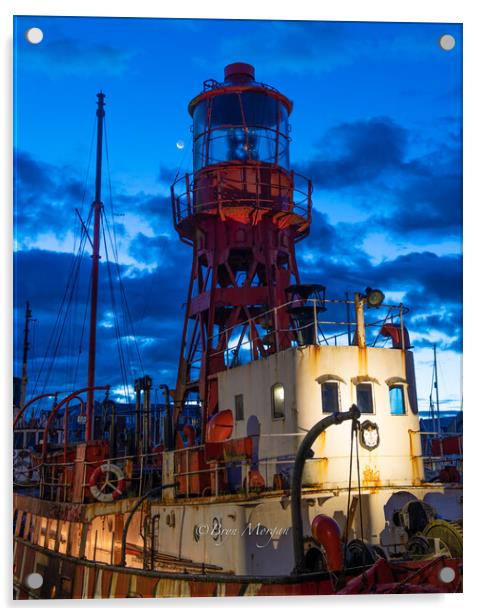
[20,301,33,408]
[86,92,105,441]
[433,343,441,435]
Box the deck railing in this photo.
[409,429,463,478]
[185,298,408,380]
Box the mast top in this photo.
[96,91,106,115]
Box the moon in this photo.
[176,140,185,150]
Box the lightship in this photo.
[13,63,463,599]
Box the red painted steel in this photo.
[13,536,462,598]
[205,409,234,442]
[431,436,463,456]
[310,514,343,572]
[380,323,411,349]
[86,92,106,441]
[171,65,312,443]
[13,392,58,429]
[40,385,110,458]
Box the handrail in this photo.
[179,298,409,373]
[63,396,85,462]
[41,385,110,458]
[13,392,59,429]
[119,483,178,566]
[171,164,312,227]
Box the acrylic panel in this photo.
[13,16,462,599]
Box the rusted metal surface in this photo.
[13,537,462,598]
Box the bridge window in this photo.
[389,385,406,415]
[356,383,374,414]
[235,394,244,421]
[271,383,285,419]
[321,382,340,413]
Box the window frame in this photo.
[389,383,407,415]
[271,383,285,420]
[320,381,341,414]
[234,393,244,421]
[356,382,375,414]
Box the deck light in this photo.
[364,287,385,308]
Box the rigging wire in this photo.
[29,109,146,410]
[31,225,89,401]
[74,115,97,254]
[30,112,96,404]
[101,212,131,404]
[72,267,93,390]
[39,233,89,395]
[104,119,145,376]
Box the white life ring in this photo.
[13,449,33,485]
[89,463,126,502]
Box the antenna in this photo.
[20,301,33,408]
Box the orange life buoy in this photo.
[88,463,125,502]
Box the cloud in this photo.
[14,150,177,262]
[210,21,369,77]
[21,37,133,77]
[297,239,462,351]
[128,233,179,267]
[14,124,462,401]
[375,144,462,237]
[14,151,85,243]
[14,248,191,396]
[300,116,462,240]
[205,21,455,78]
[301,117,408,189]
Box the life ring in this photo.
[89,463,125,502]
[13,449,33,485]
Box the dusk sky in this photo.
[13,16,462,411]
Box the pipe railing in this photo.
[185,299,408,372]
[408,429,463,475]
[171,164,312,226]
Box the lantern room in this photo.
[189,62,292,171]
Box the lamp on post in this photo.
[354,287,385,348]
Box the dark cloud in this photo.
[300,116,462,239]
[214,22,360,76]
[14,242,461,400]
[14,150,175,245]
[14,119,462,400]
[128,233,180,267]
[302,117,408,189]
[113,193,173,229]
[21,37,133,77]
[297,245,462,351]
[14,151,85,240]
[14,248,191,396]
[375,146,462,237]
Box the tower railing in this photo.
[171,162,312,231]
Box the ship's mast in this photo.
[20,301,33,408]
[86,92,105,441]
[433,343,441,435]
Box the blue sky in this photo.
[13,16,462,410]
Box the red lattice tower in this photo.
[171,63,312,441]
